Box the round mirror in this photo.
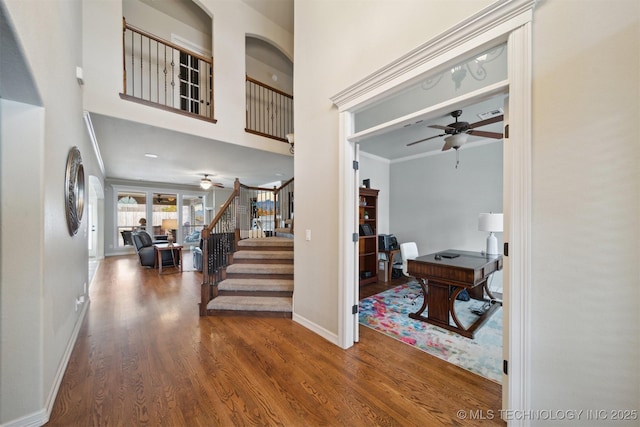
[65,146,85,235]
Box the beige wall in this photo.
[293,0,493,345]
[530,0,639,417]
[295,0,639,420]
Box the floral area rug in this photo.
[359,281,502,382]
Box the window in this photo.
[116,192,146,246]
[179,52,201,114]
[114,187,208,249]
[153,193,178,239]
[182,195,205,245]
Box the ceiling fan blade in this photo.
[406,133,445,147]
[441,138,454,151]
[467,129,504,139]
[429,124,454,131]
[468,115,504,129]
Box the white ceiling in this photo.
[90,114,294,188]
[90,93,505,189]
[355,94,507,161]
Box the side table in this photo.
[153,243,183,274]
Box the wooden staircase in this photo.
[205,237,293,317]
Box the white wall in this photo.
[246,55,293,95]
[124,0,212,53]
[1,0,104,424]
[0,99,45,423]
[389,142,503,255]
[82,0,294,155]
[530,0,639,421]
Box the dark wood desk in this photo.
[407,250,502,339]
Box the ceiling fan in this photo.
[406,109,504,151]
[200,174,224,190]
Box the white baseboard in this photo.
[0,409,47,427]
[0,299,88,427]
[292,312,339,346]
[41,299,90,426]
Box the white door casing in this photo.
[331,0,535,423]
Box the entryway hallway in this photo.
[46,254,503,426]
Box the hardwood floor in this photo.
[359,274,412,299]
[46,254,504,426]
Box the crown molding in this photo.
[330,0,537,111]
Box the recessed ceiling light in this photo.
[144,153,158,158]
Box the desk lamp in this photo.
[478,213,503,255]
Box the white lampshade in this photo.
[479,213,503,255]
[478,213,503,232]
[443,133,468,150]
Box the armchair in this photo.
[132,231,174,268]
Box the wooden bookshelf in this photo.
[358,188,379,286]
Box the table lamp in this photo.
[478,213,503,255]
[162,219,178,246]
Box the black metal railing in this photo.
[122,18,214,121]
[245,76,293,142]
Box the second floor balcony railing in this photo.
[246,76,293,143]
[122,18,215,122]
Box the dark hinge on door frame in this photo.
[352,304,359,314]
[352,160,359,170]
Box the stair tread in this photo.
[226,264,293,274]
[234,250,293,259]
[206,236,294,317]
[207,296,292,312]
[238,237,293,248]
[219,278,293,292]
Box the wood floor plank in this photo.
[46,254,504,426]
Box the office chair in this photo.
[398,241,422,304]
[400,242,419,276]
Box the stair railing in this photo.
[122,17,215,122]
[199,177,294,316]
[245,75,293,143]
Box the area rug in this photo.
[359,281,502,382]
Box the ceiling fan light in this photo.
[445,133,468,149]
[200,175,213,190]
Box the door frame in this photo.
[332,0,534,421]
